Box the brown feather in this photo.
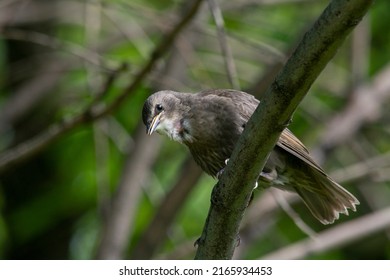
[142,89,359,224]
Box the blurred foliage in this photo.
[0,0,389,260]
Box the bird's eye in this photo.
[155,104,163,112]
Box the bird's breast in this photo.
[177,118,195,143]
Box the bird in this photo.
[142,89,359,224]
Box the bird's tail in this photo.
[293,170,359,225]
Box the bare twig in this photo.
[330,152,390,184]
[0,0,205,174]
[208,0,240,89]
[271,189,317,238]
[0,62,126,173]
[99,0,205,118]
[84,1,112,219]
[313,63,390,161]
[262,207,390,259]
[90,63,128,106]
[0,60,70,134]
[248,56,285,99]
[350,14,370,87]
[0,28,111,69]
[130,158,203,259]
[96,125,162,259]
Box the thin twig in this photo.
[0,0,205,174]
[0,28,112,69]
[0,62,126,173]
[350,12,370,88]
[130,158,203,259]
[208,0,240,89]
[96,125,162,259]
[99,0,205,118]
[313,63,390,161]
[90,63,128,106]
[271,189,317,238]
[330,151,390,184]
[262,207,390,259]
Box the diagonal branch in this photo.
[194,0,373,260]
[208,0,240,89]
[0,0,205,174]
[0,28,111,68]
[314,63,390,159]
[0,63,127,173]
[130,158,203,259]
[96,124,162,259]
[261,207,390,259]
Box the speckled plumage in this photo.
[142,89,359,224]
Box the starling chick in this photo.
[142,89,359,224]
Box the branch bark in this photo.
[194,0,373,260]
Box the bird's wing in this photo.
[198,89,326,175]
[197,89,259,123]
[277,129,327,175]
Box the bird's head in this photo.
[142,91,190,142]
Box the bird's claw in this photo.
[259,171,277,183]
[216,168,224,179]
[217,159,258,192]
[216,158,230,179]
[194,236,204,247]
[194,236,240,247]
[236,235,241,247]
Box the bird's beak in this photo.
[147,112,162,135]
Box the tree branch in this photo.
[261,207,390,259]
[194,0,373,260]
[1,28,110,68]
[313,63,390,161]
[0,63,126,173]
[208,0,240,89]
[130,158,202,259]
[0,0,205,174]
[96,124,162,259]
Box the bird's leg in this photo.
[236,235,241,247]
[216,158,230,179]
[217,158,258,209]
[259,169,277,184]
[217,159,260,192]
[194,234,241,247]
[247,171,275,209]
[284,118,292,128]
[193,236,203,247]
